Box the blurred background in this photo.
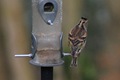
[0,0,120,80]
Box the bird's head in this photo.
[80,17,88,24]
[78,17,88,28]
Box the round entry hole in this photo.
[44,2,54,12]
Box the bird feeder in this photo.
[15,0,64,67]
[30,0,63,66]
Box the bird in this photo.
[68,17,88,67]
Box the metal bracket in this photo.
[60,32,71,57]
[15,33,37,58]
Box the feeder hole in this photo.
[44,2,54,12]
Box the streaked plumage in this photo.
[68,17,88,67]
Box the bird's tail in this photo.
[70,57,78,67]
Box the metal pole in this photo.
[41,67,53,80]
